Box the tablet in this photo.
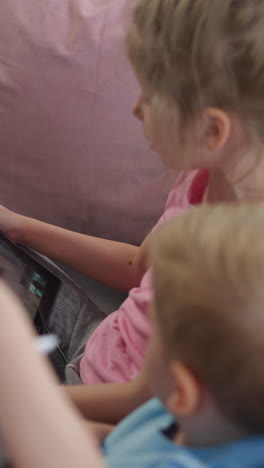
[0,234,60,333]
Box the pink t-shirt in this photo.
[79,169,209,384]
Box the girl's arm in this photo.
[0,205,150,292]
[0,282,104,468]
[65,369,151,424]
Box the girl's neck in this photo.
[207,150,264,203]
[206,170,236,203]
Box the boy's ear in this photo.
[202,107,231,152]
[166,362,202,417]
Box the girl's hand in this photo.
[0,205,23,243]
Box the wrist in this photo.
[8,214,27,245]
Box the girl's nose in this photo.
[132,97,143,121]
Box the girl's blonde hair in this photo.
[127,0,264,134]
[151,203,264,433]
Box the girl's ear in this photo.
[166,362,202,417]
[203,107,231,152]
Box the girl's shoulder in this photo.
[167,169,209,209]
[153,170,209,232]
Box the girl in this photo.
[1,0,264,421]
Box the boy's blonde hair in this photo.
[151,204,264,433]
[127,0,264,135]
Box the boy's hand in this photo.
[0,205,23,243]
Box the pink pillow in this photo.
[0,0,175,244]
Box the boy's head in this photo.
[146,204,264,436]
[127,0,264,171]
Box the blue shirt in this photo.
[103,398,264,467]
